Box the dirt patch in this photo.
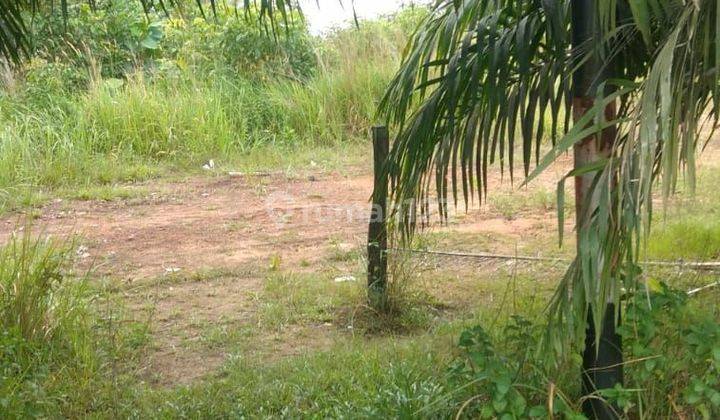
[0,158,574,385]
[1,171,374,280]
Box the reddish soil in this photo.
[1,156,573,281]
[0,155,574,385]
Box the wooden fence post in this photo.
[368,126,389,309]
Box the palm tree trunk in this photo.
[572,1,623,418]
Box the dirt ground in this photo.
[7,144,719,385]
[0,153,580,385]
[4,159,574,274]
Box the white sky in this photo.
[300,0,406,34]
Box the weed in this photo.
[258,272,360,329]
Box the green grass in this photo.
[647,168,720,261]
[0,20,405,214]
[2,6,720,418]
[648,216,720,260]
[1,225,719,418]
[258,272,359,329]
[488,186,563,219]
[137,336,454,418]
[0,232,96,417]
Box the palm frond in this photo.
[379,0,575,237]
[0,0,31,64]
[536,0,720,355]
[381,0,720,356]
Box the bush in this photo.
[448,284,720,418]
[0,7,417,208]
[620,284,720,418]
[449,317,583,418]
[162,14,316,80]
[29,1,154,83]
[26,1,317,86]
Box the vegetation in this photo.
[1,224,718,417]
[0,232,97,416]
[0,2,418,212]
[380,0,720,416]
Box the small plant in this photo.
[349,252,445,334]
[0,228,156,417]
[0,230,76,341]
[618,283,720,418]
[449,318,583,418]
[447,283,720,419]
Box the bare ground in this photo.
[0,153,580,385]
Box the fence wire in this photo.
[390,248,720,296]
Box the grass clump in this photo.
[130,338,453,418]
[648,215,720,261]
[0,229,156,418]
[0,231,96,416]
[646,167,720,261]
[258,272,356,329]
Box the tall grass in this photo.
[0,16,412,212]
[646,169,720,261]
[267,22,407,143]
[0,230,99,416]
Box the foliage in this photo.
[537,0,720,357]
[24,1,316,85]
[379,0,720,360]
[450,318,584,418]
[620,284,720,418]
[161,12,316,80]
[28,1,159,82]
[1,0,320,65]
[449,284,720,419]
[379,0,575,231]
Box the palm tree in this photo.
[379,0,719,417]
[2,0,717,417]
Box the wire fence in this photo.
[390,248,720,296]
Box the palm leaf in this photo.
[379,0,574,237]
[539,0,720,356]
[0,0,31,63]
[381,0,720,356]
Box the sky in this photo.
[299,0,407,34]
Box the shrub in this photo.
[449,317,583,418]
[0,6,418,209]
[27,1,317,85]
[448,284,720,418]
[162,14,316,80]
[29,1,155,82]
[619,283,720,418]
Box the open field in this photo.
[3,3,720,418]
[1,144,575,384]
[2,142,719,417]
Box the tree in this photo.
[379,0,719,418]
